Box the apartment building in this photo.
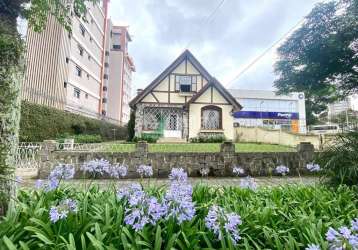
[21,0,135,125]
[104,23,135,124]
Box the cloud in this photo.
[109,0,320,96]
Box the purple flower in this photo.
[305,244,320,250]
[233,166,245,176]
[44,178,60,192]
[34,179,44,189]
[205,205,242,245]
[81,159,110,176]
[352,218,358,231]
[275,165,290,175]
[117,183,142,200]
[164,181,195,223]
[49,164,75,180]
[15,176,23,184]
[200,167,210,177]
[49,198,78,223]
[240,176,257,190]
[306,163,321,172]
[136,164,153,177]
[108,164,128,178]
[169,168,188,182]
[326,227,340,242]
[326,221,358,249]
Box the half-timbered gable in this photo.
[130,50,242,141]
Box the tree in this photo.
[274,0,358,125]
[0,0,96,215]
[127,110,136,141]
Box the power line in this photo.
[184,0,226,50]
[225,17,306,88]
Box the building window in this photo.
[79,24,85,36]
[102,98,107,103]
[88,55,91,60]
[201,105,222,130]
[74,88,81,99]
[105,51,109,56]
[102,110,106,116]
[113,44,121,50]
[64,82,67,88]
[91,18,94,24]
[103,74,108,79]
[175,75,197,92]
[103,86,108,91]
[87,73,90,79]
[75,66,82,77]
[104,62,109,68]
[78,45,84,56]
[90,36,93,42]
[65,57,69,63]
[85,93,88,99]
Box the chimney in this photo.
[137,89,143,95]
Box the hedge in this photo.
[19,101,127,142]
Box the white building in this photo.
[228,89,307,134]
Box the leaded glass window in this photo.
[201,106,222,130]
[143,107,183,131]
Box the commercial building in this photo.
[21,0,135,125]
[229,89,307,134]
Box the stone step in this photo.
[157,137,187,143]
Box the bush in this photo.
[133,133,160,143]
[57,134,103,143]
[190,133,226,143]
[1,184,357,249]
[317,131,358,186]
[127,110,135,141]
[19,101,127,142]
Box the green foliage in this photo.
[190,134,226,143]
[57,134,103,144]
[317,132,358,186]
[127,110,135,141]
[0,184,357,249]
[133,133,161,143]
[19,101,127,142]
[274,0,358,125]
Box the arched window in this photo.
[201,105,222,130]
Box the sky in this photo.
[108,0,321,93]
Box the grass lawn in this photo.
[104,142,295,153]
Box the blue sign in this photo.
[233,111,299,120]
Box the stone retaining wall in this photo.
[38,141,315,179]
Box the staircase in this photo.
[157,137,187,143]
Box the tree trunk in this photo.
[0,13,24,216]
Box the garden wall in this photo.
[235,127,335,149]
[37,141,316,178]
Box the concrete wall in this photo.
[235,127,335,149]
[37,141,315,179]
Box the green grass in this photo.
[1,184,357,249]
[104,143,295,153]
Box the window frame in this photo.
[75,65,82,77]
[79,24,86,36]
[201,105,223,130]
[73,88,81,99]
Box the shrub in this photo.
[317,131,358,186]
[127,110,135,141]
[19,101,127,142]
[190,133,226,143]
[57,134,103,143]
[133,133,161,143]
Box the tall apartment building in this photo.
[21,0,135,125]
[104,23,135,124]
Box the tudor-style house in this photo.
[129,50,242,141]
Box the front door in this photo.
[163,114,181,138]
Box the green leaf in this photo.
[154,225,162,250]
[3,236,17,250]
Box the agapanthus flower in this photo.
[44,177,60,191]
[205,205,242,245]
[15,176,23,183]
[119,184,167,231]
[325,219,358,249]
[136,164,153,177]
[232,166,245,176]
[108,164,127,178]
[164,180,195,223]
[305,244,320,250]
[81,159,110,176]
[239,176,257,190]
[168,168,188,182]
[34,179,44,189]
[49,164,75,180]
[200,167,210,177]
[306,163,321,172]
[49,198,78,223]
[275,165,290,175]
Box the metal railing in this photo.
[16,142,42,168]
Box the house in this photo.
[129,50,242,141]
